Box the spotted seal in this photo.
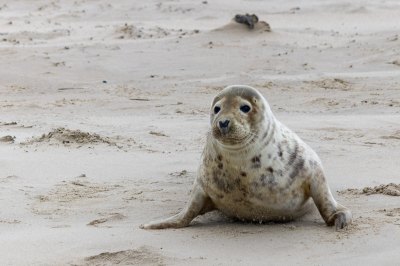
[140,85,352,229]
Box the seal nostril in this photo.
[219,120,230,128]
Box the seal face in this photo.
[141,85,352,230]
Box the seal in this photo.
[140,85,352,230]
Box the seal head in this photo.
[210,85,274,150]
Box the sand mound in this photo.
[212,19,271,34]
[340,183,400,196]
[84,246,165,266]
[362,183,400,196]
[22,127,116,146]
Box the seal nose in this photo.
[219,120,230,129]
[219,120,230,135]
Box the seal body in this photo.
[141,85,352,229]
[200,121,315,222]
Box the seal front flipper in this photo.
[308,172,353,229]
[327,204,353,230]
[140,183,214,230]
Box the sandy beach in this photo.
[1,0,400,265]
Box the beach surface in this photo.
[1,0,400,265]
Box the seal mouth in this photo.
[211,127,257,150]
[220,127,229,136]
[217,135,258,151]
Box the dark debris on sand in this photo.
[234,13,259,29]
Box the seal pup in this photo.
[141,85,352,230]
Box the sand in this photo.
[1,0,400,265]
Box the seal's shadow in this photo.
[189,207,323,229]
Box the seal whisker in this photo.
[197,128,212,148]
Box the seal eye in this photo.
[240,105,251,113]
[214,106,221,114]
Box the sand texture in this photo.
[1,0,400,265]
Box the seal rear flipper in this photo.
[140,185,213,230]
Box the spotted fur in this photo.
[141,85,352,230]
